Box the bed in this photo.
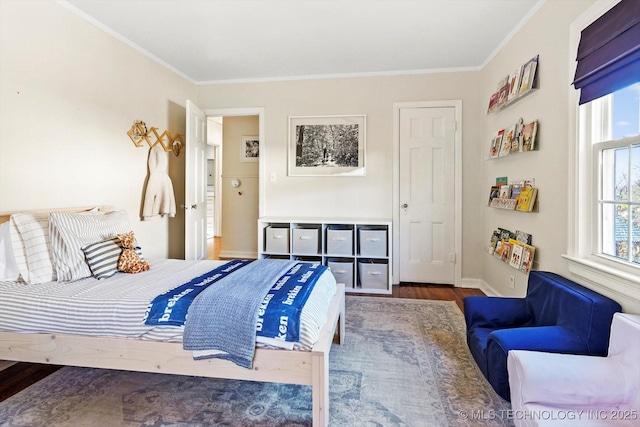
[0,206,345,427]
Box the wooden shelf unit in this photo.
[258,218,392,295]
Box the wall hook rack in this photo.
[127,120,184,156]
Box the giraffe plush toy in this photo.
[117,231,150,274]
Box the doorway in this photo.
[393,101,462,286]
[201,107,265,260]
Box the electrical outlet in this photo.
[509,276,515,289]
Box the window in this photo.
[568,0,640,293]
[590,84,640,267]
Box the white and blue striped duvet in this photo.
[0,259,337,351]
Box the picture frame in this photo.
[241,136,259,162]
[288,115,366,176]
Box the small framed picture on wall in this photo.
[241,136,259,162]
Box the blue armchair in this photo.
[464,271,622,401]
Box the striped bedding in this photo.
[0,258,337,351]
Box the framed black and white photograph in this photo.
[241,136,259,162]
[288,115,366,176]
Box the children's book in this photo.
[519,56,538,94]
[488,186,500,205]
[488,230,500,255]
[515,187,538,212]
[507,67,522,101]
[490,130,504,158]
[520,244,536,274]
[498,185,511,199]
[515,230,532,245]
[500,241,512,263]
[499,133,512,157]
[521,120,538,151]
[509,241,524,269]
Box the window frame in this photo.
[566,0,640,302]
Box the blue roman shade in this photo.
[572,0,640,104]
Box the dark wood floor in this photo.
[0,237,484,403]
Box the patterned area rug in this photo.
[0,296,513,426]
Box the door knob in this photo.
[402,203,408,209]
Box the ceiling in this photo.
[61,0,543,84]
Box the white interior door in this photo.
[185,100,207,260]
[399,106,456,284]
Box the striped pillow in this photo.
[82,237,145,279]
[0,222,21,282]
[49,210,132,282]
[9,213,57,284]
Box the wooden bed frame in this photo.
[0,207,346,426]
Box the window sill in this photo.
[562,255,640,304]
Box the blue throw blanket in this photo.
[143,260,253,326]
[256,261,327,343]
[182,259,297,368]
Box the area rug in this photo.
[0,296,513,426]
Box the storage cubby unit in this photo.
[258,218,392,294]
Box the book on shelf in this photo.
[499,132,512,157]
[511,118,524,153]
[521,120,538,151]
[500,241,512,263]
[507,67,522,101]
[487,92,499,113]
[488,230,501,255]
[494,239,504,258]
[490,129,504,158]
[515,187,538,212]
[510,184,523,201]
[519,244,536,274]
[519,55,538,94]
[515,230,532,245]
[488,186,500,205]
[496,82,510,108]
[504,124,517,154]
[499,228,514,242]
[508,240,524,269]
[498,185,511,199]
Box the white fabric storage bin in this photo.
[265,226,289,253]
[359,229,387,257]
[358,260,388,290]
[328,260,354,288]
[326,228,353,255]
[292,228,319,255]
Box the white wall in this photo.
[197,72,485,280]
[0,1,197,259]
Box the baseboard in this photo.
[479,280,503,296]
[460,277,482,289]
[218,251,258,260]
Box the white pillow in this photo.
[0,221,20,281]
[49,210,132,282]
[9,213,57,284]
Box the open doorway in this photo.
[206,117,223,259]
[203,108,264,260]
